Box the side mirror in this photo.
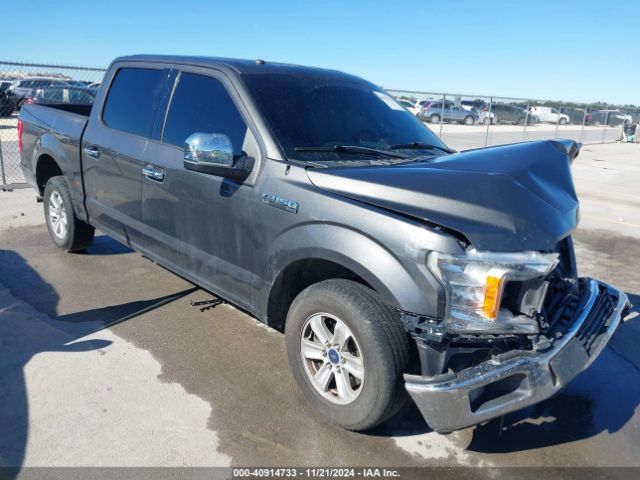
[183,132,254,180]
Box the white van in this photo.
[529,106,570,124]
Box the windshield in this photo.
[242,73,447,162]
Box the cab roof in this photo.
[116,55,365,82]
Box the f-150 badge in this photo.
[262,194,299,213]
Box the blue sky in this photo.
[5,0,639,105]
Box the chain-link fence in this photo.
[1,60,638,189]
[388,90,640,152]
[0,61,106,189]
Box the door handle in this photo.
[143,164,165,182]
[83,146,100,159]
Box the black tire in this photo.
[429,114,441,124]
[559,117,568,125]
[463,115,474,126]
[285,279,410,431]
[43,176,95,252]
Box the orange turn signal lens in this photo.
[481,274,505,320]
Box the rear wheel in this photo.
[44,176,95,252]
[285,279,410,431]
[429,113,441,124]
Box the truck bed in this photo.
[36,102,93,117]
[18,103,91,215]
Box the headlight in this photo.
[428,250,559,334]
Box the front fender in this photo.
[263,222,441,316]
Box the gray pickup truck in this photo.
[18,55,630,432]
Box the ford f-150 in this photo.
[18,55,630,432]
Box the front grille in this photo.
[575,286,615,354]
[539,237,579,333]
[544,281,616,353]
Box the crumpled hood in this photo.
[306,140,580,251]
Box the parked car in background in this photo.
[1,80,14,92]
[461,99,486,111]
[559,107,590,125]
[406,98,431,116]
[6,78,72,109]
[459,100,497,125]
[491,104,538,125]
[25,86,96,106]
[588,110,631,127]
[63,80,93,88]
[396,99,416,111]
[0,89,14,116]
[468,103,496,125]
[529,106,570,124]
[418,101,478,125]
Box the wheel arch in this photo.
[32,132,88,222]
[35,153,63,196]
[260,224,432,330]
[266,257,375,331]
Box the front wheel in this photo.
[463,115,475,125]
[559,117,568,125]
[429,114,441,124]
[285,279,410,431]
[44,176,95,251]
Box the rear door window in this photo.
[102,68,167,138]
[162,72,247,154]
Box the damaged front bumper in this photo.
[404,278,630,432]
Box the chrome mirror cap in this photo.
[184,132,234,167]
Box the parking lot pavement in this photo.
[0,143,639,472]
[437,123,621,151]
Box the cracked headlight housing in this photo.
[428,250,559,334]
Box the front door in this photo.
[140,70,260,309]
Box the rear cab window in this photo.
[102,68,167,138]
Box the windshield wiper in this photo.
[388,142,456,154]
[294,145,408,159]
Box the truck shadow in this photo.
[375,293,640,453]
[0,248,193,474]
[469,292,640,453]
[74,235,133,256]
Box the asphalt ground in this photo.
[0,143,639,476]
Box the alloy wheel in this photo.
[299,313,365,405]
[48,191,68,239]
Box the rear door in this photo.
[82,65,171,245]
[139,68,261,309]
[448,105,465,121]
